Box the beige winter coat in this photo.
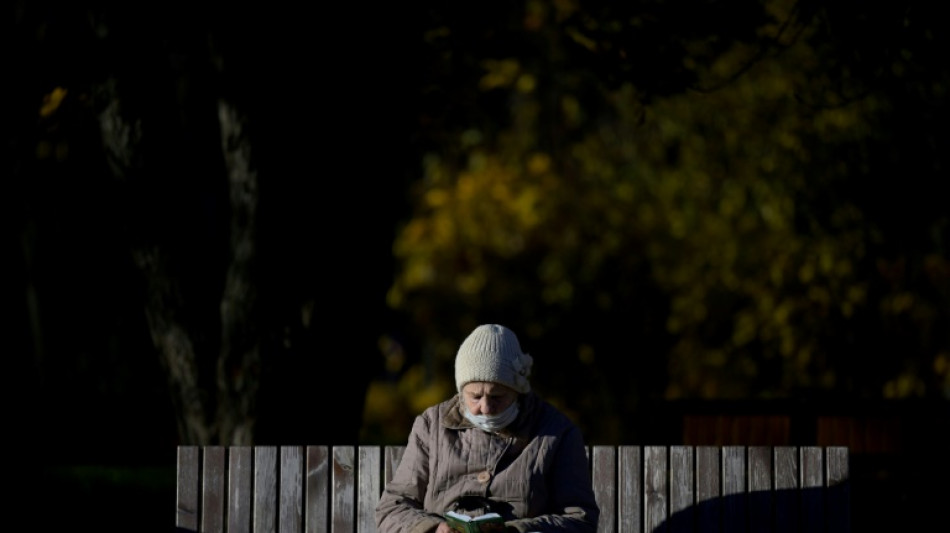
[375,391,599,533]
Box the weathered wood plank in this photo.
[773,446,799,533]
[175,444,849,533]
[280,446,304,533]
[826,446,850,533]
[176,445,199,530]
[722,446,746,533]
[644,446,668,532]
[254,446,278,533]
[202,446,226,533]
[383,446,404,486]
[618,445,641,533]
[358,446,382,533]
[592,445,617,533]
[306,446,329,533]
[669,446,694,533]
[800,446,823,532]
[696,446,721,533]
[332,446,356,533]
[228,446,253,533]
[747,446,772,533]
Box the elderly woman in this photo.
[376,324,600,533]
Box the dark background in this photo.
[5,1,949,531]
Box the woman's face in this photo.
[461,381,518,416]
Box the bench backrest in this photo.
[175,445,849,533]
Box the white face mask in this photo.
[464,401,519,433]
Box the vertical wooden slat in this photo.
[825,447,850,533]
[592,446,617,533]
[800,447,823,532]
[358,446,382,533]
[696,446,721,533]
[747,447,771,533]
[305,446,329,533]
[669,446,694,533]
[202,446,226,533]
[721,446,746,533]
[175,444,850,533]
[280,446,304,533]
[644,446,668,532]
[773,447,799,533]
[254,446,278,533]
[332,446,356,533]
[228,446,253,533]
[383,446,405,485]
[176,446,200,530]
[618,446,641,533]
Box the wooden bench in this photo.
[175,445,850,533]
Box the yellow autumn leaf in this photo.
[40,87,68,118]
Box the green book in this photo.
[444,511,507,533]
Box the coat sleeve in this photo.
[507,426,600,533]
[375,412,445,533]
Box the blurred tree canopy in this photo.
[363,0,949,444]
[6,0,948,452]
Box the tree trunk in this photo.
[215,99,260,446]
[98,81,263,445]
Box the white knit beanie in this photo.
[455,324,533,393]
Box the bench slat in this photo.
[227,446,252,533]
[591,446,616,533]
[644,446,668,532]
[202,446,226,533]
[801,446,824,532]
[696,446,721,533]
[774,446,799,533]
[383,446,404,486]
[670,445,695,533]
[722,446,746,532]
[280,446,304,533]
[176,446,200,530]
[748,446,772,532]
[175,445,849,533]
[826,446,850,533]
[618,445,642,533]
[358,446,382,533]
[332,446,356,533]
[254,446,278,532]
[306,446,329,533]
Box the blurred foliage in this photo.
[362,0,950,444]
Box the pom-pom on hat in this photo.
[455,324,533,393]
